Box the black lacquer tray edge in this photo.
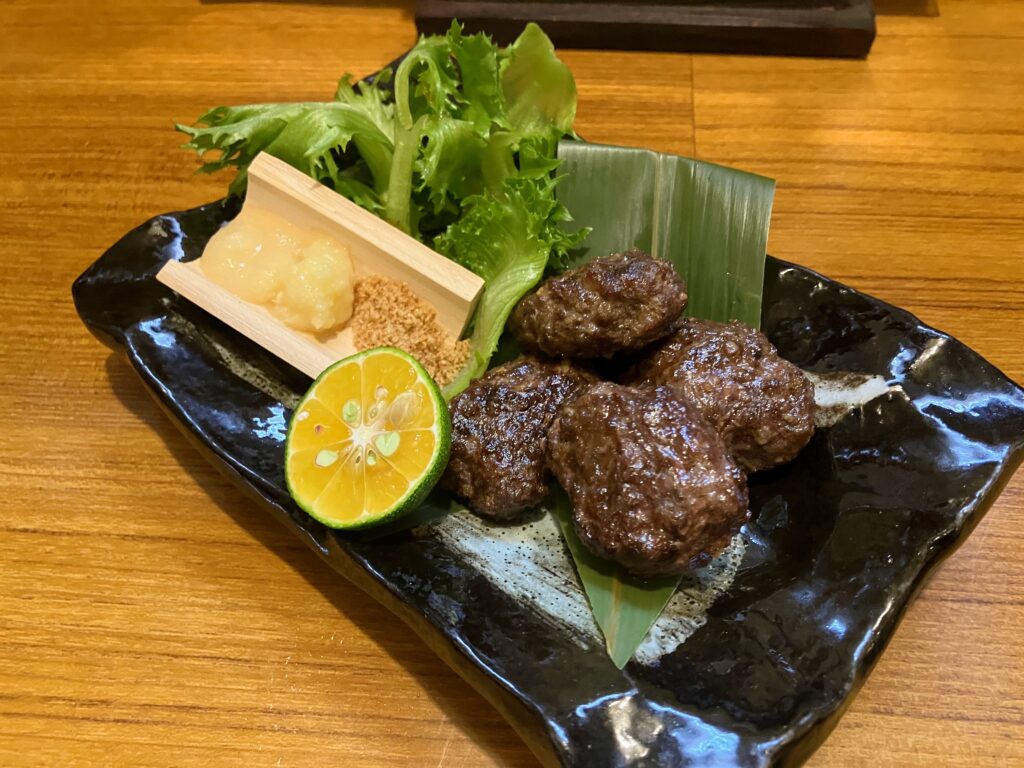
[775,441,1023,767]
[723,259,1024,766]
[72,204,570,767]
[71,203,1024,768]
[151,388,562,766]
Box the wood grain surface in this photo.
[1,1,1022,765]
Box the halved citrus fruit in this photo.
[285,347,451,529]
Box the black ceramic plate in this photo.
[73,198,1024,767]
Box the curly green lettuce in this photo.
[436,175,585,395]
[175,21,583,394]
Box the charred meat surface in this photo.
[443,356,595,520]
[547,383,749,576]
[631,318,816,472]
[509,249,688,359]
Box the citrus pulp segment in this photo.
[285,347,450,529]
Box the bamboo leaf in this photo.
[556,140,775,328]
[551,140,775,667]
[548,487,678,668]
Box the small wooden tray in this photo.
[157,153,485,379]
[416,0,877,59]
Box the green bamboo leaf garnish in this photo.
[548,487,678,668]
[556,140,774,328]
[552,140,775,667]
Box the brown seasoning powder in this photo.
[350,275,470,386]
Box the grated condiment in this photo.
[350,275,470,387]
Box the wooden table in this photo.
[2,1,1022,765]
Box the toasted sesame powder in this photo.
[350,275,470,387]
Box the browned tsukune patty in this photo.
[547,382,749,576]
[442,356,595,520]
[630,318,816,472]
[509,249,688,359]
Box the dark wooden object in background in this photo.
[416,1,877,58]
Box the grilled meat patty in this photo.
[547,382,749,576]
[509,249,688,359]
[443,356,595,520]
[630,318,816,472]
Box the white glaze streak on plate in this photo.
[430,508,747,664]
[210,336,302,409]
[634,536,747,665]
[155,304,303,408]
[430,509,602,645]
[806,371,893,428]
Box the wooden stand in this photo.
[415,1,877,59]
[156,153,484,379]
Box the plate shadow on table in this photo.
[103,353,540,767]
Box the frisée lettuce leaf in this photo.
[176,22,582,392]
[436,174,586,396]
